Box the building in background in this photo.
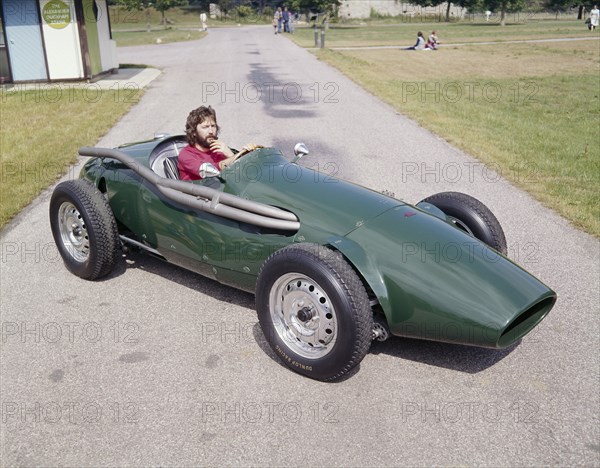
[0,0,118,84]
[338,1,466,20]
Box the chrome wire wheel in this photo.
[58,202,89,263]
[269,272,338,359]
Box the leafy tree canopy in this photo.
[116,0,188,13]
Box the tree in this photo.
[116,0,188,30]
[154,0,188,25]
[409,0,482,22]
[544,0,569,18]
[288,0,340,20]
[414,0,525,26]
[483,0,525,25]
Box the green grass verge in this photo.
[0,88,142,228]
[314,44,600,236]
[290,20,599,48]
[112,29,206,47]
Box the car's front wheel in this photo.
[49,180,119,280]
[256,244,372,381]
[420,191,507,254]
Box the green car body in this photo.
[77,135,556,351]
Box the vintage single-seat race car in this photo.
[50,135,557,381]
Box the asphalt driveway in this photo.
[1,26,598,466]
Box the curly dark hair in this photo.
[185,106,220,146]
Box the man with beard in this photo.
[178,106,253,180]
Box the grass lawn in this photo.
[112,28,206,47]
[109,4,272,47]
[293,23,600,237]
[0,88,142,228]
[291,20,599,47]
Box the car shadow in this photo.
[370,336,519,373]
[116,249,518,376]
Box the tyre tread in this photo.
[422,191,507,254]
[257,243,372,381]
[50,180,119,280]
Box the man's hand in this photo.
[217,143,263,170]
[218,156,238,170]
[241,143,261,153]
[209,139,235,158]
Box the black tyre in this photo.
[420,191,507,254]
[49,180,120,280]
[256,244,372,381]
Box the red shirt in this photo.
[177,144,227,180]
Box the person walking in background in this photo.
[199,12,207,31]
[590,5,599,31]
[275,7,283,34]
[282,7,290,33]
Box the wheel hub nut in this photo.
[297,306,314,322]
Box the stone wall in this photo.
[337,1,467,20]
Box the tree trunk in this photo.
[146,8,151,32]
[445,1,451,22]
[500,8,506,26]
[578,5,583,20]
[161,10,166,28]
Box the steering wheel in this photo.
[222,144,264,169]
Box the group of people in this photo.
[404,30,440,50]
[273,7,295,34]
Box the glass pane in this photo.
[0,12,11,83]
[0,12,4,46]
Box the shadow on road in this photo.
[110,249,516,377]
[246,62,320,120]
[370,336,518,373]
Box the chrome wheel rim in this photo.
[269,273,337,359]
[58,202,89,263]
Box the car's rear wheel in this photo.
[256,244,372,381]
[50,180,119,280]
[420,191,507,254]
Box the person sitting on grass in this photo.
[425,31,440,50]
[404,32,426,50]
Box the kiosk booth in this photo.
[0,0,118,84]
